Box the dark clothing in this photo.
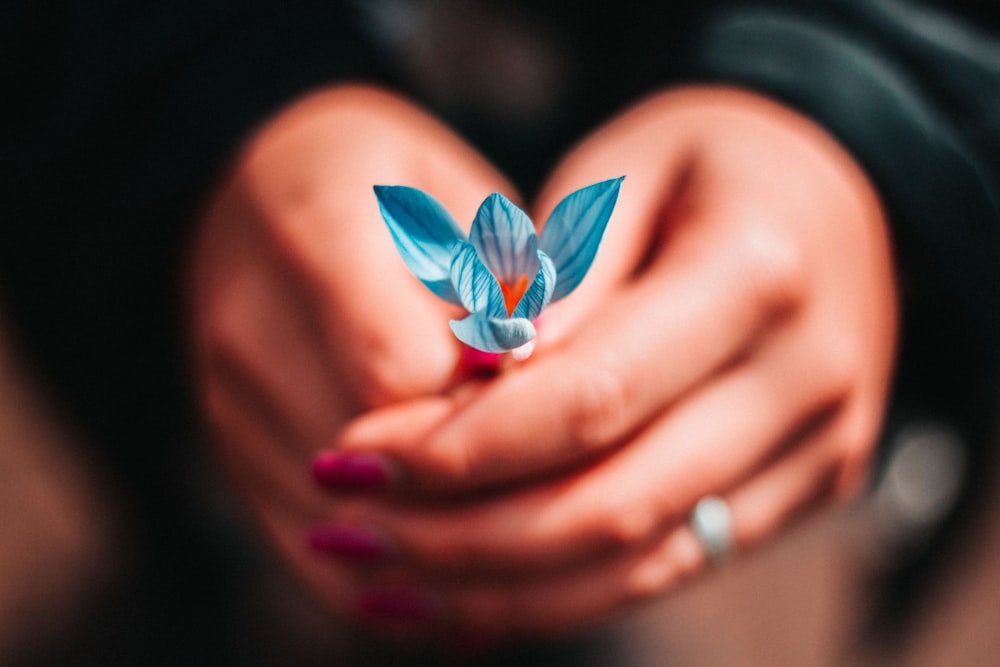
[3,1,999,664]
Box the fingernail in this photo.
[455,345,501,379]
[312,452,388,490]
[354,586,435,624]
[307,524,387,562]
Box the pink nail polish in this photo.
[308,524,386,561]
[312,452,387,490]
[355,586,434,624]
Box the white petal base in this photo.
[510,340,536,361]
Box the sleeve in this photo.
[1,1,395,487]
[686,0,1000,635]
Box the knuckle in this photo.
[200,326,253,395]
[737,225,807,319]
[623,531,700,604]
[196,270,261,359]
[564,365,634,452]
[811,338,862,407]
[200,286,243,346]
[598,503,658,550]
[354,355,414,408]
[835,409,880,462]
[624,558,670,604]
[351,335,454,410]
[409,438,475,491]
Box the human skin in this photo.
[187,84,511,621]
[187,83,897,642]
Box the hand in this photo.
[315,86,899,639]
[186,84,514,616]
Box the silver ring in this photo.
[690,495,733,561]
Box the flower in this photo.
[374,177,623,358]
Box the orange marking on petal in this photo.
[500,274,528,316]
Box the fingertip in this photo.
[326,394,467,494]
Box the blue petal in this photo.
[450,241,507,318]
[374,185,464,305]
[449,312,537,353]
[538,176,624,301]
[512,251,556,320]
[469,193,540,286]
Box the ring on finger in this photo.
[690,494,733,562]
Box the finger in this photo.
[190,195,350,451]
[322,328,845,575]
[726,415,844,548]
[427,528,703,638]
[529,94,696,345]
[202,351,375,618]
[448,435,841,638]
[349,426,843,639]
[200,349,329,521]
[335,208,804,494]
[201,333,384,624]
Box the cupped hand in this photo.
[315,86,899,639]
[186,84,515,618]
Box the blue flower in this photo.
[374,177,623,357]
